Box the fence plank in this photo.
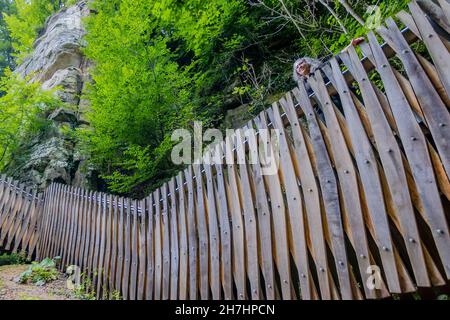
[161,184,171,300]
[365,31,432,286]
[121,197,132,299]
[114,197,125,294]
[270,101,332,299]
[4,185,27,249]
[109,195,119,294]
[291,86,353,300]
[213,145,233,300]
[379,19,450,278]
[153,188,162,300]
[410,1,450,99]
[79,190,91,270]
[224,135,247,300]
[169,178,180,300]
[27,194,43,259]
[308,71,376,299]
[103,194,114,298]
[176,173,189,300]
[145,194,154,300]
[5,186,29,250]
[129,199,139,300]
[203,154,221,300]
[251,116,292,300]
[193,164,211,300]
[14,189,36,253]
[337,50,402,293]
[0,182,21,244]
[67,188,81,266]
[73,189,86,267]
[96,192,108,299]
[138,199,147,300]
[185,167,199,300]
[234,129,261,300]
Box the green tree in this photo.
[4,0,75,62]
[0,0,16,78]
[81,0,253,196]
[0,69,61,170]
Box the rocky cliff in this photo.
[8,1,92,190]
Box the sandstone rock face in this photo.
[10,1,92,190]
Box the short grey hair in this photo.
[293,57,322,82]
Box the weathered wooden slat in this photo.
[36,186,52,259]
[234,129,261,300]
[203,154,221,300]
[44,184,60,259]
[91,192,103,294]
[176,173,189,300]
[26,194,43,259]
[67,187,81,266]
[410,1,450,100]
[308,72,375,299]
[224,135,247,300]
[103,194,114,298]
[114,196,125,294]
[169,178,180,300]
[161,183,171,300]
[437,0,450,24]
[53,185,69,259]
[129,200,139,300]
[0,182,21,243]
[121,197,132,299]
[14,189,36,253]
[145,194,154,300]
[80,191,92,270]
[365,31,434,286]
[339,49,405,293]
[61,186,75,266]
[153,188,163,300]
[243,127,276,300]
[74,188,86,268]
[291,85,353,300]
[96,192,108,299]
[250,116,292,300]
[212,144,233,300]
[269,100,332,300]
[137,199,147,300]
[4,185,27,249]
[109,195,119,293]
[5,186,30,250]
[185,166,198,300]
[379,19,450,180]
[193,164,211,300]
[378,19,450,278]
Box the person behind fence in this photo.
[293,37,365,83]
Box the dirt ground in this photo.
[0,265,78,300]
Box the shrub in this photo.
[18,257,59,286]
[0,252,29,266]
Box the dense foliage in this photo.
[0,70,62,172]
[0,0,410,197]
[3,0,76,62]
[0,0,70,171]
[0,0,16,79]
[81,0,409,196]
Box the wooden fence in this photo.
[0,175,43,260]
[1,0,450,300]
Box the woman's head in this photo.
[293,57,321,82]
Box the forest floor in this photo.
[0,264,77,300]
